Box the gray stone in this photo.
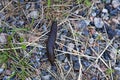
[67,43,74,52]
[78,20,88,29]
[91,12,96,17]
[0,33,7,43]
[26,3,31,9]
[89,38,94,44]
[0,68,4,74]
[102,8,108,13]
[94,17,104,28]
[41,75,51,80]
[115,29,120,36]
[112,0,120,8]
[28,11,39,19]
[105,0,111,4]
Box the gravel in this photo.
[0,0,120,80]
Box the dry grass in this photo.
[0,0,120,80]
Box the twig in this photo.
[90,46,110,68]
[95,37,115,63]
[47,69,59,80]
[0,47,21,51]
[0,1,12,13]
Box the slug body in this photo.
[46,21,57,65]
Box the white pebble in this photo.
[112,0,120,8]
[89,38,94,44]
[41,75,51,80]
[0,68,4,74]
[28,11,39,19]
[102,8,108,13]
[0,33,7,43]
[94,17,104,28]
[68,43,74,52]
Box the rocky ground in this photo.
[0,0,120,80]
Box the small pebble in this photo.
[110,48,117,59]
[115,29,120,36]
[112,0,120,8]
[41,75,51,80]
[89,38,94,44]
[105,0,111,4]
[85,20,90,25]
[41,70,49,76]
[93,46,99,53]
[91,77,97,80]
[16,20,24,27]
[64,57,68,63]
[26,3,31,9]
[110,8,118,16]
[114,67,120,79]
[102,14,109,20]
[77,20,88,29]
[0,68,4,74]
[92,32,99,39]
[105,4,112,12]
[113,43,119,49]
[42,24,47,31]
[28,11,39,19]
[71,55,78,61]
[91,11,96,17]
[60,35,66,41]
[81,58,90,67]
[114,67,120,72]
[61,29,68,35]
[102,8,108,13]
[57,54,66,61]
[95,9,101,16]
[67,43,74,52]
[117,5,120,10]
[79,10,87,17]
[0,13,5,20]
[0,3,2,9]
[0,33,7,43]
[73,61,80,71]
[94,17,104,28]
[112,18,119,24]
[85,48,92,56]
[107,28,116,39]
[64,63,70,71]
[82,29,89,36]
[51,65,57,72]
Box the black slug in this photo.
[46,21,57,65]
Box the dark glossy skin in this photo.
[46,21,57,65]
